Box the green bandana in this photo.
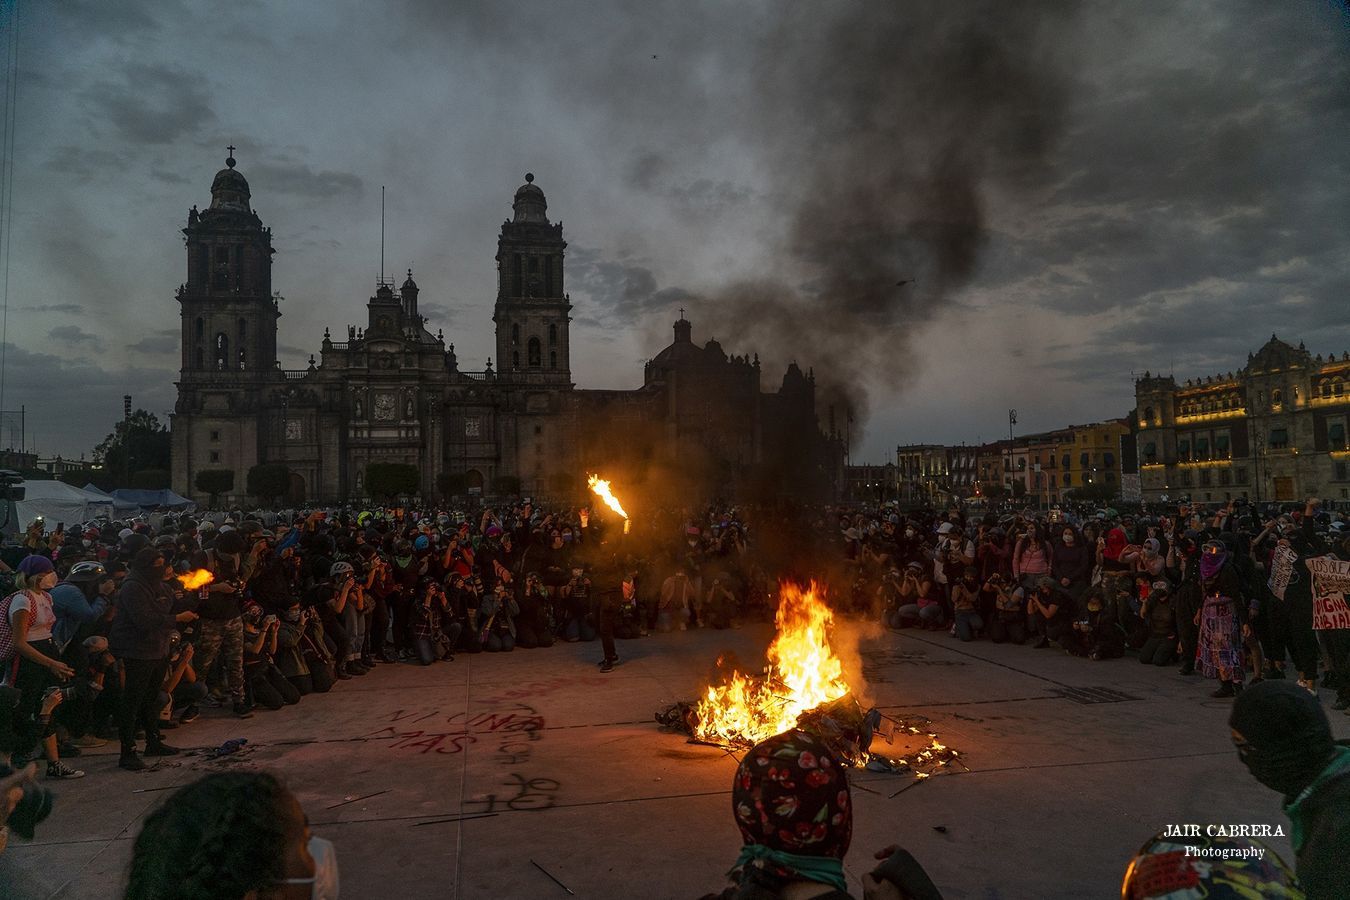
[732,844,847,893]
[1285,744,1350,851]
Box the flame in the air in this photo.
[692,581,850,747]
[587,474,629,520]
[177,569,214,590]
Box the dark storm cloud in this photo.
[623,150,754,222]
[416,301,456,326]
[127,330,180,354]
[568,247,694,326]
[44,147,129,182]
[19,304,83,315]
[0,343,175,451]
[48,325,98,345]
[249,161,363,201]
[80,63,216,145]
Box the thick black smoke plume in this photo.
[676,2,1081,437]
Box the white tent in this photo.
[15,480,115,529]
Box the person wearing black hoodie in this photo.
[109,548,198,772]
[1231,680,1350,898]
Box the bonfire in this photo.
[657,579,963,778]
[693,581,849,747]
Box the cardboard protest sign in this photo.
[1309,556,1350,631]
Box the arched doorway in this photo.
[287,472,306,505]
[465,469,484,496]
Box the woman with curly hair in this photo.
[124,771,337,899]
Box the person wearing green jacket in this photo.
[1231,680,1350,898]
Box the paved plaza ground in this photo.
[4,622,1345,899]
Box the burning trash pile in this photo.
[656,581,962,779]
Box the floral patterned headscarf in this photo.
[729,729,852,892]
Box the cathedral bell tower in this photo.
[493,173,571,385]
[172,150,280,504]
[178,149,279,377]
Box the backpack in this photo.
[0,590,26,665]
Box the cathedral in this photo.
[170,154,840,506]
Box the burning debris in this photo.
[656,581,961,779]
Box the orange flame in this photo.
[692,581,850,746]
[587,474,629,520]
[177,569,215,590]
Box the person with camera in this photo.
[560,564,597,642]
[514,572,554,649]
[192,529,252,718]
[315,561,362,679]
[1028,575,1071,649]
[985,572,1027,644]
[893,562,944,630]
[410,578,459,665]
[157,630,206,729]
[477,581,518,653]
[1137,580,1178,666]
[2,555,82,778]
[950,566,984,642]
[110,547,199,772]
[240,602,300,711]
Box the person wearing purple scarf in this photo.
[1194,540,1248,698]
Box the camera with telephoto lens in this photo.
[0,759,53,839]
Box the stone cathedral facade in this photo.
[170,155,839,505]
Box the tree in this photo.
[194,469,235,506]
[247,463,291,506]
[365,463,419,501]
[93,409,171,487]
[1011,481,1027,499]
[435,471,467,497]
[130,469,170,490]
[1067,482,1117,504]
[491,474,521,496]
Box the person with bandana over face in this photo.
[1231,680,1350,898]
[124,771,339,899]
[1195,540,1248,698]
[109,548,200,772]
[699,728,941,900]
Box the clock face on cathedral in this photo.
[373,393,397,421]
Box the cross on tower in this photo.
[678,307,685,320]
[227,145,236,156]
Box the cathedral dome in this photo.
[209,151,251,212]
[512,172,549,223]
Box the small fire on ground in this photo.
[657,580,962,779]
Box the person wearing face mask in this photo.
[124,771,339,899]
[50,561,117,655]
[1230,680,1350,898]
[950,566,983,642]
[2,556,83,778]
[1051,526,1091,615]
[191,530,252,719]
[1137,581,1178,666]
[1195,540,1248,698]
[109,548,200,772]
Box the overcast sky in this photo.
[3,0,1347,462]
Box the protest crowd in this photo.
[1,492,1348,897]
